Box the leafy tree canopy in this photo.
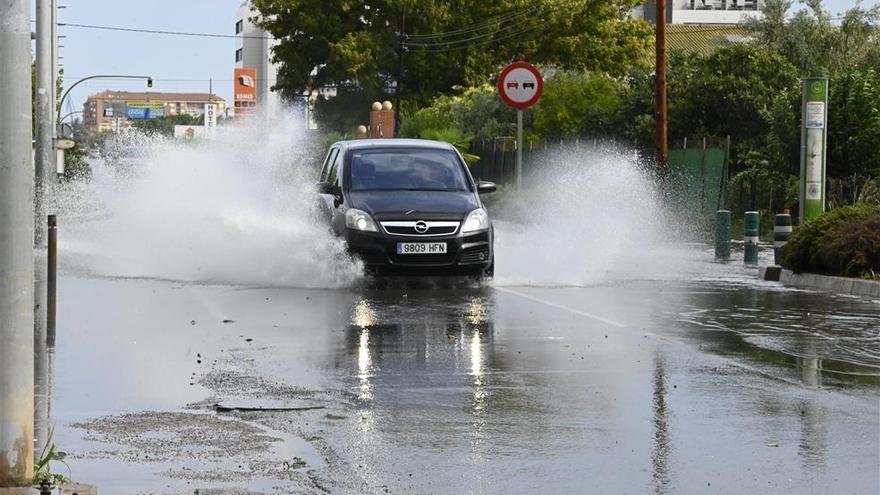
[743,0,880,76]
[252,0,653,103]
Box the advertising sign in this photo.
[126,101,165,120]
[234,67,257,116]
[204,103,217,132]
[799,78,828,223]
[497,61,543,109]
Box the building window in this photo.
[235,20,243,34]
[235,48,243,63]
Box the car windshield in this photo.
[349,148,470,192]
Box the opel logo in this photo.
[414,221,429,234]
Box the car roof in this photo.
[333,138,457,152]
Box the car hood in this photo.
[348,190,479,218]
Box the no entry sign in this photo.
[497,61,543,109]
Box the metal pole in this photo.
[1,0,36,484]
[394,7,405,137]
[35,0,53,246]
[655,0,668,170]
[50,0,59,178]
[773,211,792,266]
[715,210,731,260]
[33,265,48,466]
[744,211,760,265]
[47,216,57,345]
[516,109,523,190]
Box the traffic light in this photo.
[147,77,153,88]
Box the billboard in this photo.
[234,67,257,116]
[126,101,165,120]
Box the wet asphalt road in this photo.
[49,257,879,494]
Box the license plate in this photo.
[397,242,447,254]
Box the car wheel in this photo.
[470,258,493,282]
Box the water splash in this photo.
[54,112,362,288]
[492,145,700,286]
[55,128,728,289]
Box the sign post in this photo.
[799,78,828,224]
[497,61,543,190]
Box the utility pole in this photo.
[655,0,668,170]
[35,0,54,246]
[1,0,36,486]
[394,7,405,137]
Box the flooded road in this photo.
[48,255,879,494]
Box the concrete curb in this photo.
[759,266,880,298]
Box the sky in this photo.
[48,0,241,117]
[45,0,879,117]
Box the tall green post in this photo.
[799,78,829,224]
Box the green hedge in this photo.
[782,204,880,279]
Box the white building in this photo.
[234,1,282,115]
[636,0,762,24]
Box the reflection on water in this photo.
[341,287,498,468]
[357,328,373,401]
[351,299,377,329]
[797,398,828,471]
[351,299,377,402]
[651,356,671,495]
[673,284,880,385]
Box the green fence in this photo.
[668,146,728,223]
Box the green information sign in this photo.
[799,78,828,223]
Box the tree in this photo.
[531,71,623,139]
[252,0,653,131]
[828,67,880,178]
[743,0,880,76]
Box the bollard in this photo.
[715,210,731,260]
[744,211,760,265]
[773,210,792,266]
[47,215,57,346]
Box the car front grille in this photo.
[380,220,459,237]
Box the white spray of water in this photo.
[56,120,718,288]
[493,146,700,287]
[56,113,362,287]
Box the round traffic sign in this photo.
[497,61,543,109]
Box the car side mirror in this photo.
[317,181,334,194]
[477,181,497,194]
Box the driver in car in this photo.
[411,161,447,190]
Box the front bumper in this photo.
[344,227,493,273]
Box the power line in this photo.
[403,10,550,47]
[407,22,550,53]
[404,4,547,40]
[59,22,275,40]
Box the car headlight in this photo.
[345,208,378,232]
[461,208,489,233]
